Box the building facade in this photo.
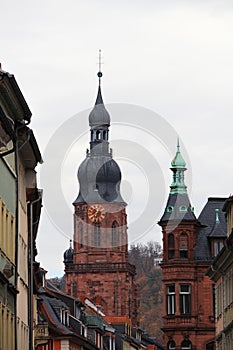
[0,87,17,350]
[0,66,42,350]
[159,142,227,350]
[207,196,233,350]
[64,72,138,326]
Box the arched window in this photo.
[94,224,101,247]
[103,130,106,140]
[112,221,118,247]
[96,130,100,140]
[167,340,176,350]
[179,232,188,258]
[181,339,192,349]
[79,222,83,248]
[168,233,175,259]
[179,205,187,212]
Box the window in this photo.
[179,206,187,212]
[167,340,176,350]
[79,222,83,248]
[96,130,100,140]
[95,331,102,348]
[0,198,15,262]
[206,341,214,350]
[179,232,188,259]
[212,284,215,317]
[179,284,191,314]
[168,233,175,259]
[167,285,176,315]
[181,340,192,349]
[112,221,118,247]
[94,224,101,247]
[214,240,224,256]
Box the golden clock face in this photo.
[88,204,105,223]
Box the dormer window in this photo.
[60,308,69,327]
[168,340,176,349]
[95,331,102,348]
[181,339,192,349]
[214,240,224,256]
[167,206,174,213]
[179,205,187,212]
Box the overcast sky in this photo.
[1,0,233,277]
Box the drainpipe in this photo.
[14,121,29,350]
[28,192,43,350]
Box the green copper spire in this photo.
[170,139,187,194]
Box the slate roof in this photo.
[194,198,227,261]
[141,332,164,350]
[39,287,72,336]
[159,193,197,223]
[223,195,233,213]
[0,69,32,122]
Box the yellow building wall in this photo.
[0,303,15,350]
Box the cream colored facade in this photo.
[0,67,42,350]
[0,123,16,350]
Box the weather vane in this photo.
[97,49,103,84]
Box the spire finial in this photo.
[177,137,180,151]
[69,239,72,248]
[97,49,103,85]
[170,140,187,194]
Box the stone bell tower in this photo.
[64,69,138,325]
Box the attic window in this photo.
[60,309,69,327]
[167,206,174,213]
[179,206,187,212]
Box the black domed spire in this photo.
[63,240,73,263]
[89,60,110,129]
[74,54,125,205]
[95,85,104,105]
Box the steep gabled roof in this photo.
[39,287,72,336]
[194,198,227,261]
[159,193,197,223]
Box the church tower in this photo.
[159,141,219,350]
[64,69,138,325]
